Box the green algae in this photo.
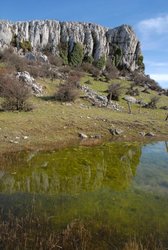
[0,141,168,243]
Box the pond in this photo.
[0,141,168,249]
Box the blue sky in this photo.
[1,0,168,88]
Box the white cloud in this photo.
[136,15,168,51]
[138,15,168,34]
[150,74,168,82]
[145,61,168,67]
[150,74,168,88]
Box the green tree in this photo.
[69,42,84,66]
[19,40,32,52]
[95,55,106,70]
[111,45,122,67]
[58,42,69,65]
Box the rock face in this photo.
[0,20,142,71]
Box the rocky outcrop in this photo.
[0,20,143,71]
[81,85,123,111]
[16,71,43,95]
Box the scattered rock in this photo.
[23,136,29,140]
[81,85,123,111]
[78,133,88,139]
[9,140,19,144]
[25,52,49,63]
[109,128,123,136]
[145,132,155,137]
[94,134,102,139]
[139,131,155,137]
[139,132,146,137]
[38,53,48,63]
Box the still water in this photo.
[0,141,168,243]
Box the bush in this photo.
[95,55,106,70]
[145,96,160,109]
[111,45,122,67]
[83,55,94,64]
[137,55,145,70]
[19,40,32,52]
[132,72,161,91]
[0,48,28,72]
[126,83,140,96]
[48,54,63,66]
[0,75,32,111]
[107,83,122,102]
[126,87,139,96]
[55,74,81,102]
[58,42,69,65]
[69,43,84,67]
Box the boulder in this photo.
[16,71,43,95]
[25,52,36,61]
[109,128,123,136]
[81,85,123,111]
[37,53,48,63]
[123,95,137,104]
[25,52,49,63]
[78,133,88,139]
[145,132,155,137]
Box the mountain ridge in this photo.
[0,19,143,71]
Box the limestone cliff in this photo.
[0,20,143,71]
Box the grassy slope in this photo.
[0,75,168,153]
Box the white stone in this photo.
[16,71,43,95]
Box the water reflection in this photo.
[0,142,141,194]
[0,141,168,240]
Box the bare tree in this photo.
[106,83,122,105]
[0,76,32,111]
[55,74,81,102]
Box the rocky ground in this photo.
[0,73,167,154]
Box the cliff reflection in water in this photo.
[0,142,141,194]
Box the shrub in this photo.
[0,76,32,111]
[48,54,63,66]
[132,72,161,91]
[145,96,160,109]
[10,34,18,47]
[95,55,106,70]
[137,55,145,70]
[126,83,140,96]
[56,83,79,102]
[69,42,84,67]
[0,48,28,72]
[107,83,122,102]
[103,66,118,82]
[111,45,122,67]
[83,55,94,64]
[19,40,32,52]
[103,62,119,82]
[55,74,81,102]
[126,88,139,96]
[58,42,69,65]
